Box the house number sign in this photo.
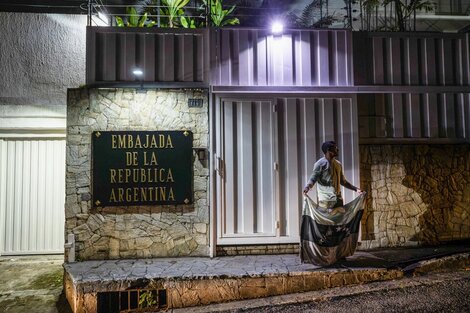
[92,131,193,207]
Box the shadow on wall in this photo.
[401,145,470,245]
[360,144,470,246]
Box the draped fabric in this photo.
[300,194,365,266]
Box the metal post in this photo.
[206,0,211,27]
[157,0,160,27]
[64,233,76,263]
[87,0,92,26]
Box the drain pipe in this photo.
[64,233,76,263]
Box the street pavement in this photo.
[0,255,70,313]
[180,270,470,313]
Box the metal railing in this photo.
[86,0,470,32]
[86,0,356,29]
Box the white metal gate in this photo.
[214,96,359,245]
[0,136,65,255]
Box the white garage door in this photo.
[0,136,65,255]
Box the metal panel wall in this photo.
[214,96,359,245]
[354,32,470,86]
[215,99,277,244]
[277,97,360,230]
[0,138,65,255]
[87,27,208,86]
[358,93,470,142]
[212,29,353,87]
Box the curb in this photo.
[171,270,470,313]
[170,252,470,313]
[403,252,470,276]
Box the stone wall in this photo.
[66,88,209,260]
[360,145,470,249]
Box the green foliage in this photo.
[180,15,198,28]
[114,0,239,28]
[203,0,239,27]
[139,290,157,308]
[115,7,156,27]
[162,0,191,27]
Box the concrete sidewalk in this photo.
[1,244,469,313]
[0,255,70,313]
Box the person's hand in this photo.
[303,185,310,195]
[356,188,364,194]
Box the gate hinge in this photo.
[273,104,278,112]
[276,221,280,229]
[217,157,225,179]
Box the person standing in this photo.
[303,141,362,205]
[300,141,365,266]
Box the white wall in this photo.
[0,12,86,128]
[0,13,86,255]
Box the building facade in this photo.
[64,26,470,260]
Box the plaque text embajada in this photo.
[92,131,193,207]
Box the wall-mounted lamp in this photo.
[271,21,284,35]
[133,69,144,77]
[133,68,145,92]
[194,148,207,162]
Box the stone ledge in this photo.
[64,251,470,312]
[404,252,470,276]
[63,254,403,313]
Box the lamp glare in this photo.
[271,22,284,34]
[133,69,144,76]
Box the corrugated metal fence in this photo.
[87,27,209,86]
[211,29,353,87]
[354,32,470,86]
[354,32,470,143]
[358,93,470,142]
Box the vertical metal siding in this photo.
[355,33,470,86]
[87,27,208,85]
[358,93,470,141]
[215,96,359,244]
[277,97,359,218]
[212,29,353,87]
[217,99,276,240]
[0,138,65,255]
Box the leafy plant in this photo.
[203,0,239,27]
[180,15,198,28]
[115,6,156,27]
[161,0,191,28]
[139,290,157,308]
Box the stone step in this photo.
[64,252,404,313]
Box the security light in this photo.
[271,21,284,35]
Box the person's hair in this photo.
[321,141,337,154]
